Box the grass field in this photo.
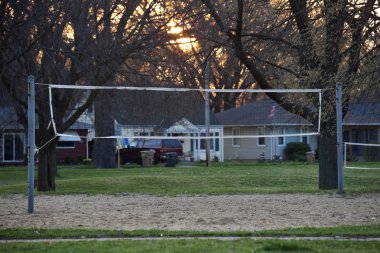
[1,225,380,253]
[2,238,380,253]
[1,162,380,195]
[1,225,380,239]
[345,161,380,169]
[1,162,380,252]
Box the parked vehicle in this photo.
[118,139,183,164]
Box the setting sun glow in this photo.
[167,21,198,53]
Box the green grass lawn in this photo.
[0,162,380,195]
[1,225,380,253]
[346,161,380,169]
[1,225,380,239]
[1,163,379,252]
[2,238,380,253]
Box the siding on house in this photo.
[223,126,271,160]
[56,129,88,163]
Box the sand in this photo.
[0,193,379,231]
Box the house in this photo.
[0,106,25,165]
[0,106,90,165]
[55,121,91,164]
[1,87,224,165]
[112,90,224,161]
[343,102,380,160]
[215,98,318,160]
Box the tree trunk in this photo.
[318,123,338,189]
[93,138,117,168]
[92,91,117,168]
[37,129,57,191]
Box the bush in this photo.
[364,142,380,162]
[63,156,73,165]
[284,142,311,161]
[76,156,84,164]
[82,158,92,165]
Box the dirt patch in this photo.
[1,193,379,231]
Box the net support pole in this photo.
[27,75,36,213]
[336,82,344,194]
[204,61,211,166]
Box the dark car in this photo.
[119,139,183,164]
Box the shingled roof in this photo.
[216,99,380,127]
[0,106,92,130]
[112,90,220,128]
[344,102,380,125]
[0,106,23,129]
[215,98,311,126]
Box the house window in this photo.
[3,133,25,161]
[343,130,350,142]
[57,141,75,149]
[278,128,285,146]
[232,128,240,147]
[190,134,194,152]
[300,127,308,144]
[134,131,151,136]
[57,131,80,149]
[201,133,219,151]
[214,132,220,151]
[200,133,207,150]
[366,129,377,143]
[258,127,265,146]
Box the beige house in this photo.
[216,99,318,161]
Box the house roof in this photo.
[113,90,220,129]
[70,121,93,129]
[0,106,23,129]
[215,98,311,126]
[0,106,92,130]
[165,118,200,133]
[216,99,380,127]
[343,102,380,125]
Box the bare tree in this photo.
[132,2,257,113]
[200,0,380,188]
[0,0,179,190]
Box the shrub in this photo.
[284,142,311,161]
[76,156,84,164]
[364,143,380,162]
[82,158,92,165]
[63,156,73,165]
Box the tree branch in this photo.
[241,32,298,49]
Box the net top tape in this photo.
[36,83,322,93]
[344,142,380,147]
[57,132,320,140]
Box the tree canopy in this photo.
[1,0,379,190]
[200,0,380,188]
